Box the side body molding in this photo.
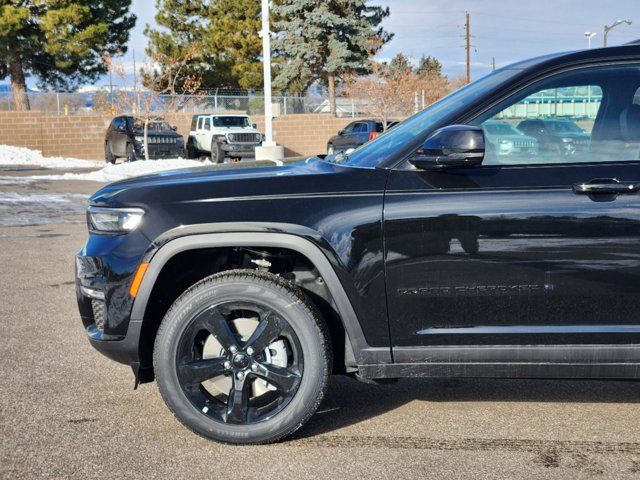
[130,230,392,366]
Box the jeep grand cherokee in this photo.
[77,42,640,444]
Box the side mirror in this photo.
[410,125,484,171]
[252,123,257,129]
[171,125,178,131]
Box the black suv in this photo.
[105,116,185,163]
[327,119,397,155]
[77,43,640,444]
[517,118,591,155]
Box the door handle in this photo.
[572,178,639,195]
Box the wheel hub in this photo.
[231,352,250,369]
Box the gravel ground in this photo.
[1,171,640,479]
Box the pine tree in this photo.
[273,0,393,115]
[145,0,264,91]
[388,53,412,76]
[416,55,443,78]
[0,1,135,110]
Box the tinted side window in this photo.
[473,64,640,165]
[354,123,368,133]
[341,123,356,134]
[112,117,126,130]
[204,117,211,130]
[191,116,199,130]
[197,117,203,130]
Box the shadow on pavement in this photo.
[294,375,640,438]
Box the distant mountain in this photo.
[0,84,38,93]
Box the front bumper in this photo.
[221,143,258,157]
[134,143,185,159]
[76,231,150,366]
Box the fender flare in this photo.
[130,231,391,366]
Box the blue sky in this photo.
[21,0,640,89]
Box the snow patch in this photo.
[0,145,101,169]
[32,158,209,182]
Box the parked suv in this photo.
[77,42,640,445]
[105,116,184,163]
[327,119,397,155]
[186,114,263,163]
[482,120,538,158]
[517,118,591,155]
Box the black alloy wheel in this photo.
[176,301,304,425]
[154,270,331,444]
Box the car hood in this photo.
[90,158,344,207]
[486,133,537,142]
[549,131,590,139]
[89,158,386,244]
[132,129,181,137]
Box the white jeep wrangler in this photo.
[186,114,264,163]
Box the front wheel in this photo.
[125,143,137,162]
[186,137,198,159]
[154,270,331,444]
[210,141,224,163]
[105,142,116,164]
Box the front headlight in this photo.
[498,139,514,154]
[87,206,145,234]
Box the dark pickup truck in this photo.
[77,41,640,445]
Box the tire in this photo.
[125,143,137,162]
[186,137,198,159]
[210,141,224,163]
[154,269,332,444]
[105,142,116,164]
[327,144,334,155]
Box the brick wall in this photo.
[0,111,359,161]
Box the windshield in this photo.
[333,69,520,168]
[484,122,521,135]
[131,119,172,131]
[212,116,251,128]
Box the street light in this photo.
[584,31,597,49]
[603,19,632,47]
[255,0,284,162]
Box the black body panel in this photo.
[384,162,640,347]
[77,44,640,380]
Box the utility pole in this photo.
[603,19,632,47]
[492,57,496,71]
[585,31,597,49]
[465,11,471,83]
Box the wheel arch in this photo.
[130,230,390,378]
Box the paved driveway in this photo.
[1,171,639,479]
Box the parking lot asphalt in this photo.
[1,170,640,479]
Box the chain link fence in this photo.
[0,90,372,117]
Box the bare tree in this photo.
[344,57,450,130]
[94,47,202,160]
